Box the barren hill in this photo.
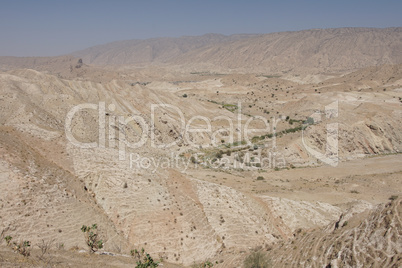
[0,62,401,266]
[0,56,83,73]
[72,33,257,66]
[268,198,402,267]
[72,28,402,73]
[1,29,402,267]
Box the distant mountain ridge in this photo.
[71,27,402,73]
[72,33,258,66]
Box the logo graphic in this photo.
[302,101,339,167]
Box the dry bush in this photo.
[37,239,54,260]
[0,227,10,245]
[12,240,31,257]
[243,251,271,268]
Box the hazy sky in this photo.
[1,0,401,56]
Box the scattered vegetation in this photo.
[243,251,271,268]
[131,248,159,268]
[304,117,315,125]
[191,260,214,267]
[251,117,309,143]
[81,224,104,253]
[215,150,224,159]
[12,240,32,257]
[37,239,54,260]
[222,103,238,112]
[5,235,12,245]
[389,195,399,201]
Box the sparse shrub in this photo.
[81,224,103,253]
[123,182,128,188]
[56,242,64,250]
[342,221,348,227]
[350,190,359,194]
[256,176,264,181]
[389,195,398,201]
[243,251,271,268]
[304,117,314,125]
[216,150,224,159]
[5,235,12,245]
[12,240,31,257]
[182,94,188,98]
[37,239,54,261]
[131,248,159,268]
[191,261,213,268]
[0,228,8,245]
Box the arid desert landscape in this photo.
[0,27,401,267]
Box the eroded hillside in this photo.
[0,55,401,267]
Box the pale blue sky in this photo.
[0,0,401,56]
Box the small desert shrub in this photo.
[0,228,8,245]
[304,117,314,125]
[37,239,54,260]
[56,242,64,250]
[243,251,271,268]
[12,240,31,257]
[256,176,264,181]
[389,195,398,201]
[191,260,214,267]
[4,235,12,245]
[215,150,224,159]
[131,248,159,268]
[81,224,103,253]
